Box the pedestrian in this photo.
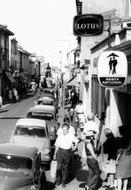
[13,88,19,103]
[84,130,101,190]
[102,128,117,188]
[57,117,75,136]
[53,122,78,187]
[77,122,87,169]
[74,100,86,123]
[84,114,99,148]
[0,95,2,108]
[70,91,79,108]
[8,89,13,103]
[115,126,131,190]
[68,107,74,122]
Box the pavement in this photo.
[0,104,10,113]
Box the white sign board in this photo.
[97,51,127,88]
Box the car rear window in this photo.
[15,126,46,137]
[37,100,53,105]
[27,112,54,121]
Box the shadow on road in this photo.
[0,117,23,119]
[0,109,8,113]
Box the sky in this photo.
[0,0,77,65]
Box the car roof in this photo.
[16,118,46,127]
[27,105,55,113]
[38,96,53,101]
[0,143,38,159]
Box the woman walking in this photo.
[84,130,101,190]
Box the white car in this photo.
[26,105,57,142]
[10,118,51,166]
[36,96,54,106]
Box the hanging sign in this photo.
[73,14,103,36]
[97,51,127,88]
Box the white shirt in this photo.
[57,125,75,136]
[84,120,99,134]
[75,104,84,114]
[55,132,78,150]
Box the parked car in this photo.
[10,118,51,166]
[0,143,46,190]
[42,88,55,99]
[26,105,58,142]
[35,96,54,106]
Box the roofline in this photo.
[91,28,126,52]
[0,25,14,36]
[110,40,131,50]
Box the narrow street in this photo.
[0,96,89,190]
[1,96,131,190]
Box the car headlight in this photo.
[42,148,50,154]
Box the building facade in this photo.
[75,0,131,140]
[0,25,14,99]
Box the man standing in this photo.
[53,122,78,187]
[84,114,99,148]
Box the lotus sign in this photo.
[73,14,103,36]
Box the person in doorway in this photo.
[53,122,78,187]
[84,130,101,190]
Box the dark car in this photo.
[0,143,46,190]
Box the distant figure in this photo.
[0,96,2,108]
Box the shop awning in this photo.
[6,72,15,83]
[66,76,79,87]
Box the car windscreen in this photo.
[15,125,46,137]
[37,100,53,105]
[0,154,32,172]
[27,112,54,121]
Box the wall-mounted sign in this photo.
[73,14,103,36]
[97,51,127,88]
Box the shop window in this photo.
[91,76,105,119]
